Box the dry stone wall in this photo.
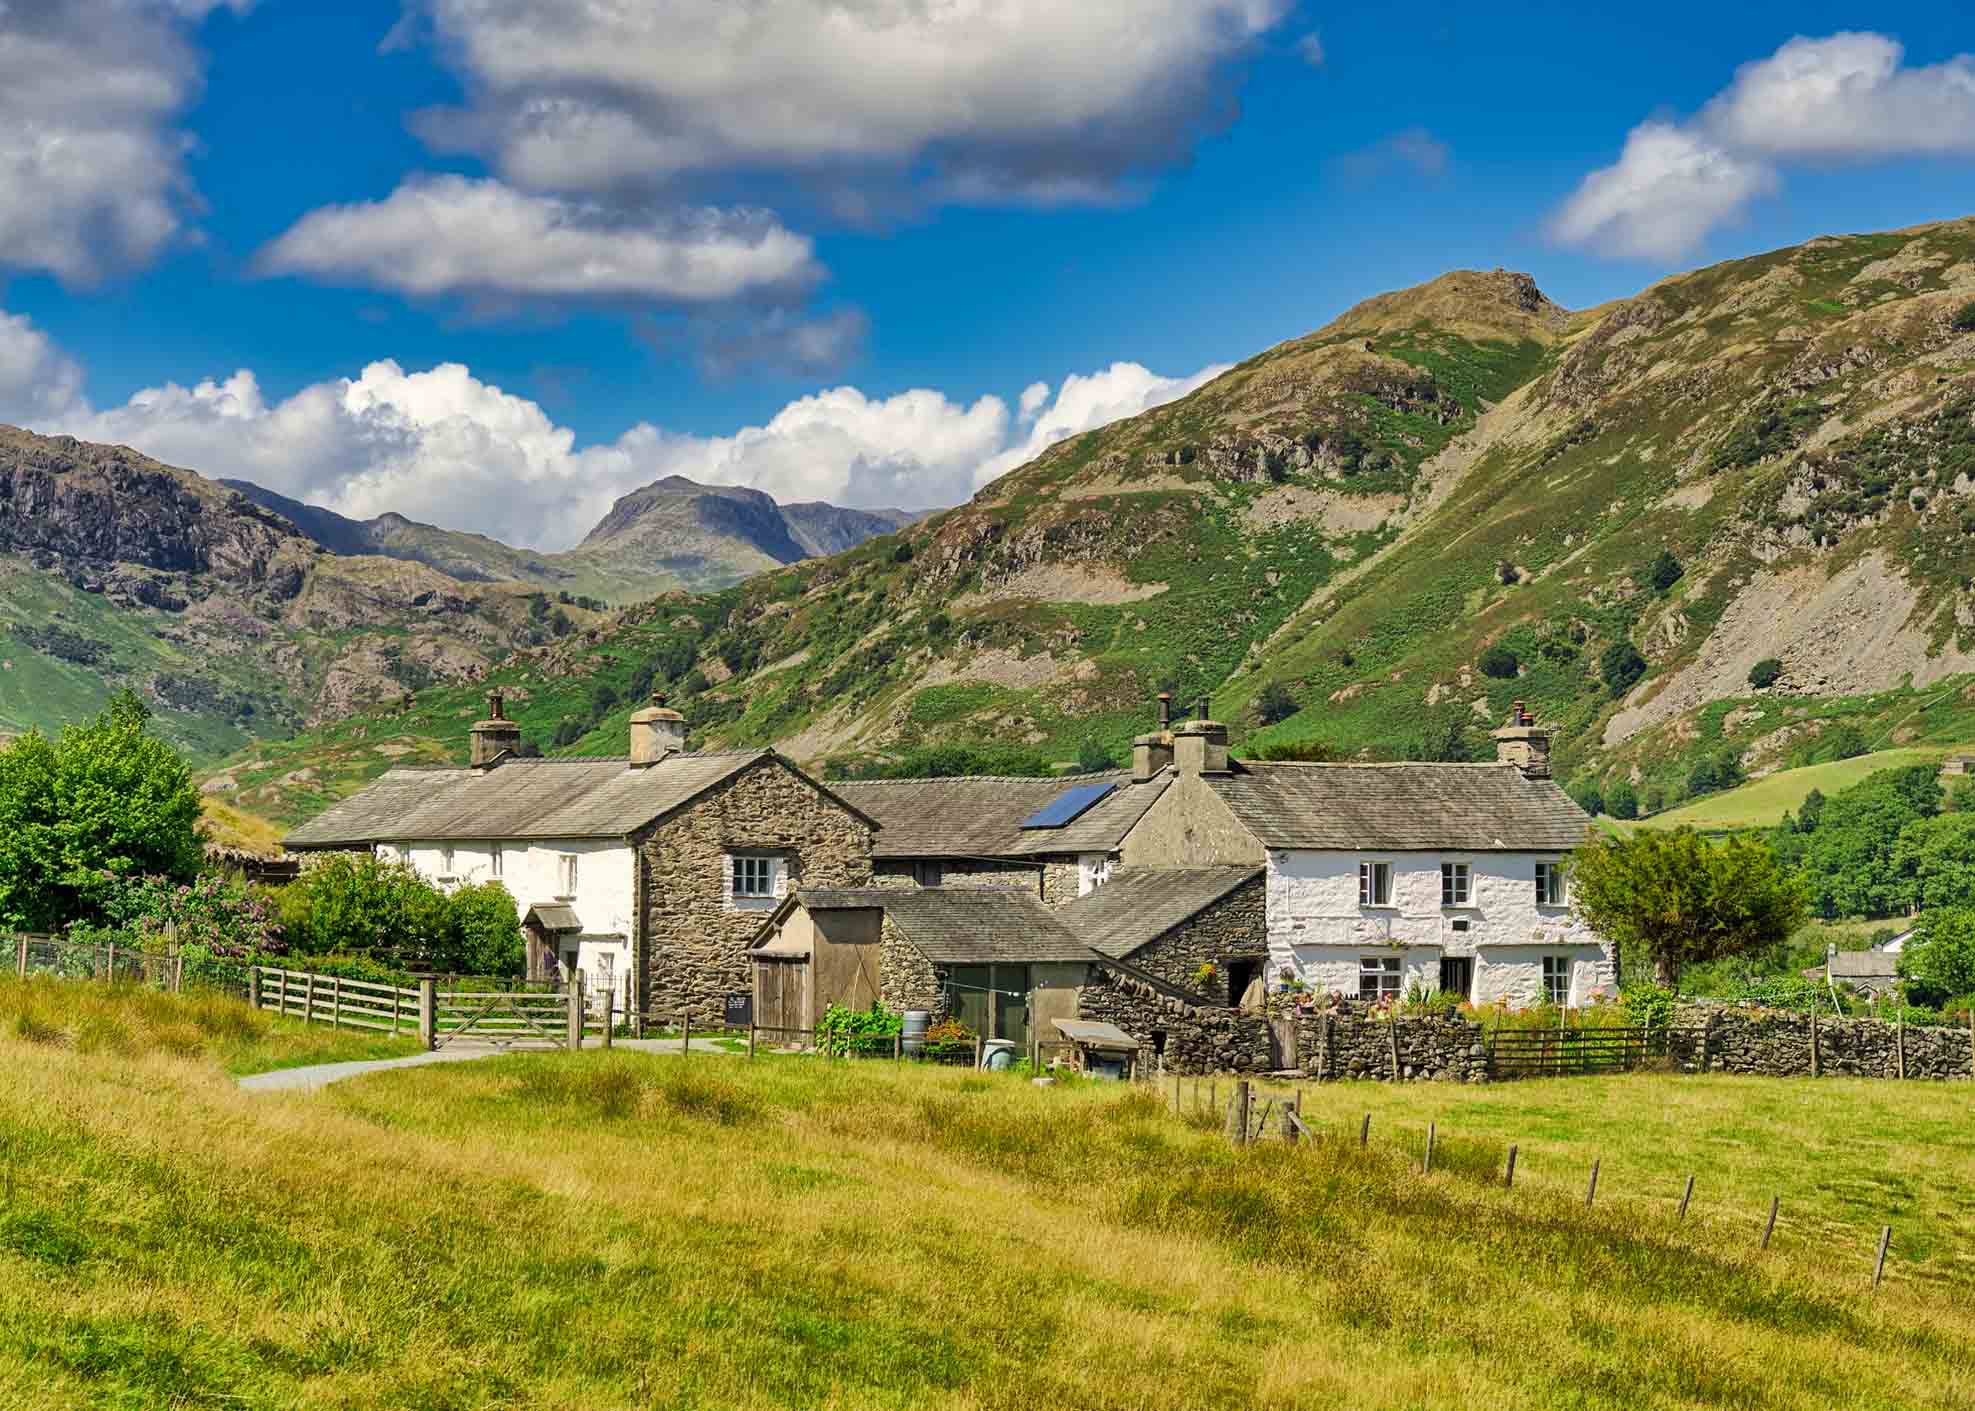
[1076,967,1274,1075]
[1295,1009,1488,1082]
[1117,875,1267,1006]
[1671,1007,1975,1080]
[878,915,945,1019]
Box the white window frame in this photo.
[557,852,579,899]
[1358,955,1402,1002]
[732,854,776,900]
[1358,860,1393,907]
[1536,861,1565,907]
[489,843,503,879]
[438,845,456,879]
[1542,955,1572,1006]
[1440,861,1472,908]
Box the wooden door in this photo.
[753,958,810,1034]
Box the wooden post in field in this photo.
[302,969,314,1023]
[601,989,614,1050]
[1585,1158,1600,1208]
[747,1023,757,1060]
[1174,1075,1182,1113]
[332,976,342,1029]
[1760,1196,1779,1250]
[1678,1174,1695,1220]
[683,1009,692,1057]
[1896,1015,1905,1080]
[105,942,116,984]
[1233,1079,1251,1147]
[1284,1090,1302,1143]
[418,977,436,1050]
[248,967,262,1012]
[1504,1144,1518,1189]
[1209,1080,1217,1117]
[566,976,585,1052]
[973,1035,983,1070]
[895,1032,903,1064]
[1388,1015,1401,1081]
[172,952,184,994]
[1808,1009,1820,1079]
[1873,1225,1892,1289]
[1360,1112,1371,1148]
[14,934,25,979]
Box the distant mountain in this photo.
[0,429,927,763]
[781,501,921,557]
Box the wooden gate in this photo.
[433,990,569,1051]
[752,957,810,1034]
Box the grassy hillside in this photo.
[1639,746,1962,832]
[206,219,1975,823]
[1,983,1969,1408]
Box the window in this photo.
[1358,955,1402,1002]
[732,854,775,898]
[439,845,456,878]
[489,843,503,879]
[557,853,579,897]
[1358,860,1393,907]
[1080,854,1112,896]
[911,859,944,888]
[1536,861,1565,906]
[1542,955,1572,1006]
[1441,861,1471,907]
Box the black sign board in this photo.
[724,992,752,1027]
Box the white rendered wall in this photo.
[1266,849,1609,1006]
[380,838,634,998]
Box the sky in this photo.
[0,1,1971,552]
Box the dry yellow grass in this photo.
[0,984,1970,1409]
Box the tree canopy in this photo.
[277,854,524,976]
[0,691,203,932]
[1568,828,1807,987]
[1791,764,1942,918]
[1897,908,1975,1009]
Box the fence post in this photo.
[248,967,262,1012]
[303,970,315,1024]
[14,934,24,979]
[1896,1015,1905,1080]
[601,988,614,1050]
[1678,1174,1695,1220]
[332,976,342,1029]
[566,977,584,1052]
[1388,1015,1401,1081]
[1760,1196,1779,1250]
[894,1032,903,1064]
[1284,1089,1302,1143]
[1360,1111,1371,1147]
[172,952,184,995]
[973,1035,983,1070]
[1585,1158,1600,1208]
[1808,1008,1819,1079]
[747,1022,757,1060]
[1504,1144,1518,1188]
[1873,1225,1892,1290]
[418,977,437,1051]
[1424,1122,1435,1175]
[105,942,116,984]
[682,1009,691,1057]
[1233,1079,1251,1147]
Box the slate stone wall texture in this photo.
[1295,1010,1488,1082]
[871,858,1041,894]
[1075,967,1274,1076]
[878,914,946,1019]
[1670,1008,1975,1080]
[638,760,874,1018]
[1114,874,1268,1005]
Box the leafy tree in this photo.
[1954,300,1975,333]
[1797,787,1825,832]
[1898,908,1975,1008]
[447,881,525,977]
[1477,646,1519,680]
[279,854,451,964]
[0,692,203,932]
[1798,764,1942,917]
[1567,780,1604,817]
[1568,828,1808,988]
[1646,550,1684,594]
[1255,680,1301,726]
[1686,758,1721,797]
[1075,737,1117,773]
[1748,658,1783,689]
[1889,812,1975,913]
[553,717,587,747]
[1605,780,1639,820]
[1821,722,1869,761]
[1600,641,1647,697]
[1406,715,1475,763]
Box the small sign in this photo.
[724,992,752,1027]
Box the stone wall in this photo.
[1076,966,1274,1075]
[878,914,945,1019]
[639,758,874,1019]
[1119,874,1267,1005]
[871,858,1041,894]
[1295,1009,1488,1082]
[1671,1007,1975,1080]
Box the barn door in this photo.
[754,958,811,1034]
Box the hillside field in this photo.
[1636,745,1963,833]
[0,983,1970,1409]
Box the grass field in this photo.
[1,984,1971,1409]
[1636,746,1958,833]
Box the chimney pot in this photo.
[629,691,689,765]
[1157,692,1172,729]
[1195,696,1209,722]
[470,691,522,767]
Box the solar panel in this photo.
[1019,782,1117,830]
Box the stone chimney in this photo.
[1173,703,1230,778]
[628,692,689,766]
[1491,700,1551,778]
[469,690,522,769]
[1131,692,1176,783]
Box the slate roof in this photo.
[1207,761,1591,851]
[1828,951,1900,981]
[285,751,783,847]
[791,886,1095,964]
[831,771,1161,858]
[1061,866,1264,959]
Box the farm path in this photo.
[237,1037,728,1094]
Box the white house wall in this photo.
[1266,849,1612,1006]
[380,837,635,999]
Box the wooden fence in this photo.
[248,967,626,1053]
[10,932,184,989]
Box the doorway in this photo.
[1438,956,1473,1002]
[1225,957,1261,1010]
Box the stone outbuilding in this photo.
[284,692,878,1023]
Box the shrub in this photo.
[277,855,521,975]
[1075,737,1117,773]
[1477,646,1518,680]
[1496,561,1520,586]
[1646,550,1683,594]
[1898,908,1975,1008]
[1954,300,1975,333]
[1748,658,1783,689]
[1251,739,1337,762]
[1255,680,1300,725]
[1606,781,1639,820]
[1600,641,1647,697]
[815,1002,902,1057]
[1567,781,1605,817]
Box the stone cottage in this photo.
[1116,701,1612,1007]
[284,692,876,1020]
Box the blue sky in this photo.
[1,2,1970,549]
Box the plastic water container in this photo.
[981,1038,1020,1071]
[902,1010,930,1056]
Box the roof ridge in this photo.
[1236,759,1520,770]
[834,772,1117,786]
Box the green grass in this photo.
[1639,746,1960,832]
[1,984,1971,1408]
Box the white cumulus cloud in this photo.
[1553,31,1975,260]
[410,0,1290,204]
[259,175,819,304]
[1,305,1224,550]
[0,0,246,285]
